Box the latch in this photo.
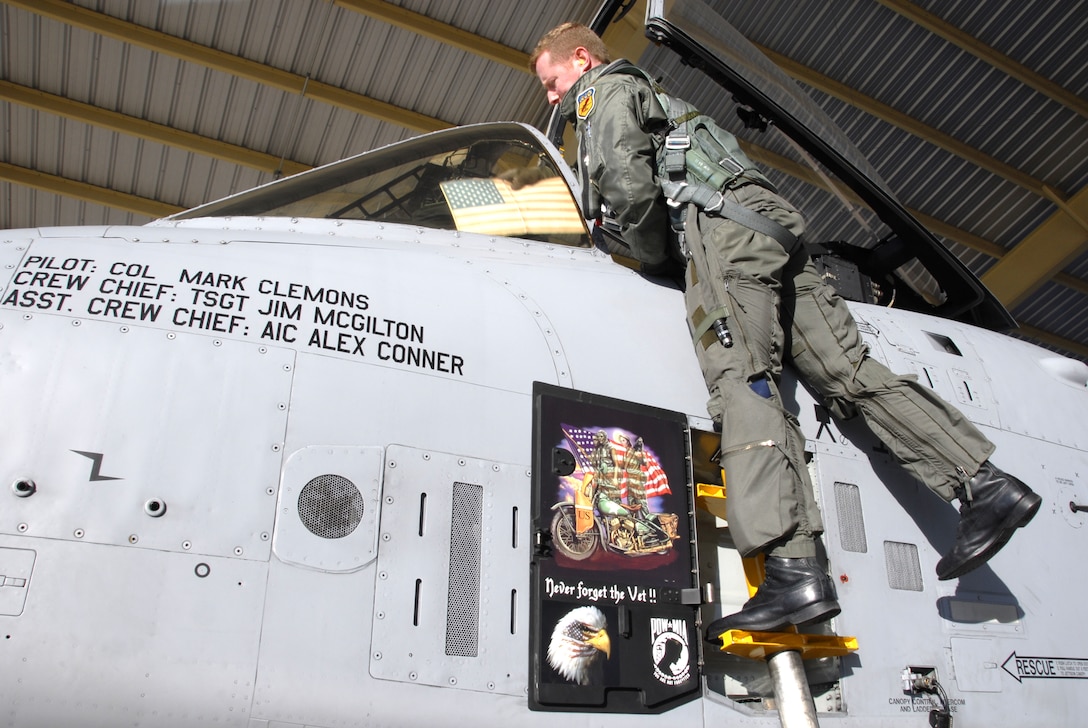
[0,547,36,616]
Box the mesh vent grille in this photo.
[445,482,483,657]
[834,482,867,553]
[297,474,364,539]
[884,541,924,591]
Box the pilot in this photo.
[530,22,1041,640]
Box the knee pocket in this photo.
[790,285,870,394]
[723,270,782,378]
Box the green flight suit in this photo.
[561,61,995,558]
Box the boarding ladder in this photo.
[696,482,858,728]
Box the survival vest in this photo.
[623,64,800,253]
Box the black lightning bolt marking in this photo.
[71,450,122,482]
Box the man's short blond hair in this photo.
[529,22,611,72]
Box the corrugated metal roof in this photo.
[1,0,1086,361]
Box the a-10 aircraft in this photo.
[2,1,1085,726]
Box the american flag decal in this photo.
[440,177,585,236]
[442,178,506,208]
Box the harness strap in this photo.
[663,179,800,255]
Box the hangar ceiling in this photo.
[1,0,1086,362]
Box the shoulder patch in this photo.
[576,87,595,119]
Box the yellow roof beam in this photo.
[6,0,450,134]
[16,0,1054,201]
[876,0,1088,120]
[0,161,182,219]
[334,0,530,72]
[0,80,310,177]
[982,185,1088,307]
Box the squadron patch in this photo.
[576,87,595,119]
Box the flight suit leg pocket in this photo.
[721,268,782,382]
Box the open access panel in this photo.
[530,382,702,713]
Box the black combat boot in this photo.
[936,461,1042,581]
[705,556,840,640]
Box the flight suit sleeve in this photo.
[580,76,673,272]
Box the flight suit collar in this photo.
[558,59,637,123]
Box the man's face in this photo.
[535,50,586,106]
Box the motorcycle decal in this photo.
[530,383,700,712]
[550,424,679,560]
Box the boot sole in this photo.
[937,491,1042,581]
[705,599,841,639]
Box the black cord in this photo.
[913,676,952,728]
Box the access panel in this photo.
[530,382,700,713]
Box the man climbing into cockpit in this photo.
[529,22,1041,641]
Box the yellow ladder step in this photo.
[718,629,859,660]
[698,477,859,661]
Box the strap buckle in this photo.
[717,156,745,176]
[665,134,691,150]
[664,133,690,176]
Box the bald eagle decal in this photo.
[546,606,612,685]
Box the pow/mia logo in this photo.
[577,87,595,119]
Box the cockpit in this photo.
[169,123,591,249]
